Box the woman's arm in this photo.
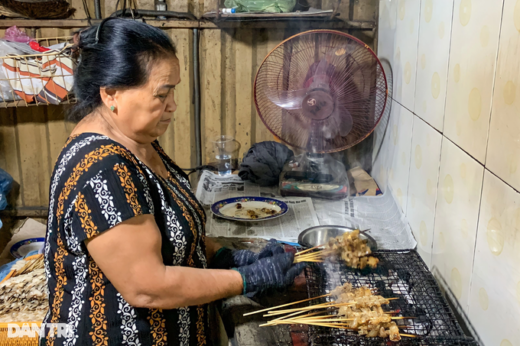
[86,214,243,310]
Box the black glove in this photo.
[234,239,285,266]
[234,252,306,294]
[210,239,285,269]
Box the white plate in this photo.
[211,197,289,222]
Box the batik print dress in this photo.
[42,133,209,346]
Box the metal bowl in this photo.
[298,225,378,251]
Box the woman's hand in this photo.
[86,214,244,309]
[210,239,285,269]
[234,239,285,266]
[234,252,306,294]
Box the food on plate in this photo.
[247,209,259,219]
[221,203,281,219]
[260,208,278,215]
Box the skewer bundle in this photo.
[244,282,416,342]
[0,255,48,323]
[294,230,379,270]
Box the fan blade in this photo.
[308,57,332,89]
[314,56,330,77]
[334,104,354,137]
[320,118,337,139]
[265,88,308,110]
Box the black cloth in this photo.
[43,133,209,346]
[238,141,294,186]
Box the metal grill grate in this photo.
[303,250,478,346]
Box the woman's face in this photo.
[110,56,180,144]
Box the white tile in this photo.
[431,138,484,313]
[378,0,420,111]
[414,0,454,130]
[382,101,414,213]
[444,0,504,163]
[468,171,520,346]
[372,100,413,203]
[378,0,398,64]
[372,100,398,194]
[486,0,520,191]
[372,122,391,193]
[406,116,442,268]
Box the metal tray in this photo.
[298,225,378,251]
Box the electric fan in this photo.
[254,30,388,199]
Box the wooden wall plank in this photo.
[234,29,253,161]
[15,107,50,207]
[46,106,72,167]
[172,29,194,169]
[200,29,222,165]
[168,0,189,13]
[253,29,269,144]
[104,0,190,13]
[0,109,22,207]
[253,29,285,144]
[222,29,236,139]
[71,0,92,19]
[159,29,195,167]
[158,107,176,162]
[39,110,52,203]
[203,0,216,16]
[104,0,118,16]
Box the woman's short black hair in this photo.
[70,18,177,121]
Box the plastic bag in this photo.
[0,168,13,211]
[4,26,35,44]
[224,0,295,13]
[0,40,38,102]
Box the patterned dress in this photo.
[42,133,208,346]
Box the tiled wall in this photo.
[375,0,520,344]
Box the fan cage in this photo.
[254,30,388,153]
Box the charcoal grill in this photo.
[303,250,478,346]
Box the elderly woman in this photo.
[43,18,304,346]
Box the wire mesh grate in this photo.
[303,250,479,346]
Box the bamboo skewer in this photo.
[295,244,325,257]
[399,333,417,338]
[296,250,324,257]
[295,253,323,261]
[268,317,414,323]
[260,320,353,328]
[266,301,362,314]
[265,310,326,324]
[255,282,417,341]
[266,298,398,316]
[294,258,324,263]
[265,302,339,316]
[294,255,324,263]
[242,293,331,316]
